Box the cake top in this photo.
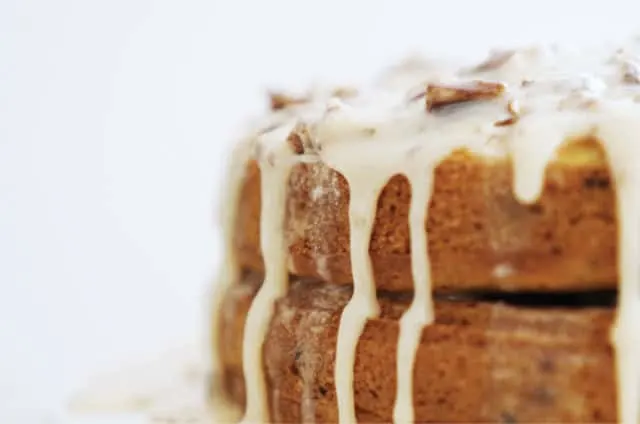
[232,39,640,205]
[246,40,640,147]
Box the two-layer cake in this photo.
[211,42,640,423]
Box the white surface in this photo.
[1,1,639,422]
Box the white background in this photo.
[2,0,639,422]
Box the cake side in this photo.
[218,272,616,423]
[234,139,616,292]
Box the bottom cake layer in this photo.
[216,271,616,423]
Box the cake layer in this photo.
[216,271,616,423]
[234,138,617,292]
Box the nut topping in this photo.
[425,80,506,111]
[494,99,521,127]
[269,92,308,111]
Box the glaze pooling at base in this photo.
[214,40,640,423]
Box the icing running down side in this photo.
[213,40,640,423]
[210,138,252,378]
[240,124,296,423]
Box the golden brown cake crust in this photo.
[234,139,617,292]
[218,272,616,423]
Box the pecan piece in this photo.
[269,92,308,111]
[425,80,506,111]
[495,99,521,127]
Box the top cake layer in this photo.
[233,140,616,292]
[225,41,640,292]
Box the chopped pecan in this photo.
[469,49,515,73]
[286,123,314,155]
[622,60,640,84]
[495,99,521,127]
[269,92,308,111]
[425,80,506,111]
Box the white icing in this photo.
[509,106,640,424]
[214,40,640,423]
[596,113,640,424]
[394,125,479,423]
[320,141,390,423]
[210,138,252,377]
[240,125,296,423]
[393,170,434,424]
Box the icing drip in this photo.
[332,177,385,423]
[510,109,640,424]
[611,180,640,424]
[393,170,434,424]
[210,139,252,378]
[509,116,589,203]
[240,127,295,423]
[597,115,640,424]
[392,132,481,422]
[314,103,418,423]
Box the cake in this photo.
[210,42,640,423]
